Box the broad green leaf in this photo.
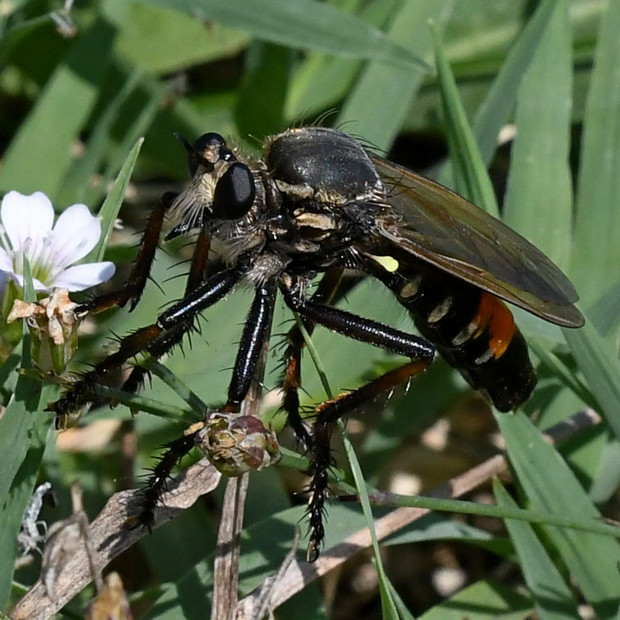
[497,411,620,619]
[494,479,580,620]
[503,0,572,270]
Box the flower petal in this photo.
[11,272,51,292]
[0,247,12,272]
[1,191,54,250]
[51,261,115,291]
[51,204,102,267]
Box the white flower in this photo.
[0,191,115,292]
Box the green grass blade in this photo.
[439,0,558,187]
[89,137,144,263]
[493,479,580,620]
[419,580,532,619]
[338,0,454,150]
[295,316,399,617]
[563,318,620,441]
[57,69,142,206]
[0,15,117,199]
[0,264,49,608]
[497,411,620,619]
[529,338,594,408]
[433,25,498,216]
[285,0,398,121]
[470,0,558,165]
[145,0,428,70]
[503,0,572,269]
[116,2,248,73]
[572,0,620,306]
[235,42,292,137]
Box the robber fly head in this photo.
[166,133,258,240]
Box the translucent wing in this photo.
[372,157,583,327]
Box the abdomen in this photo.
[366,251,536,412]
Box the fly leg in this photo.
[50,261,243,425]
[137,280,277,527]
[280,275,435,560]
[79,191,180,314]
[281,267,344,447]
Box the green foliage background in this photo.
[1,0,620,618]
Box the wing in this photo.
[372,157,584,328]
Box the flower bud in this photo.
[197,412,280,476]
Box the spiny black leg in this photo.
[306,361,430,562]
[79,191,178,314]
[280,275,435,361]
[281,268,344,447]
[138,281,277,527]
[123,226,212,395]
[50,266,244,421]
[280,275,435,560]
[136,426,203,528]
[222,280,278,412]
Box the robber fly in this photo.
[51,127,583,561]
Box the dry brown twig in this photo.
[9,459,221,620]
[211,318,272,620]
[9,409,601,620]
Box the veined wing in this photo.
[372,157,583,328]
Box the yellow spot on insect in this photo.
[370,254,399,272]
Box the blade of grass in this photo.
[57,69,143,206]
[572,0,620,306]
[98,80,164,199]
[294,315,398,619]
[433,24,498,216]
[146,0,428,70]
[285,0,399,120]
[503,0,572,269]
[0,260,48,609]
[439,0,558,186]
[116,2,249,74]
[493,479,580,620]
[497,410,620,619]
[338,0,454,150]
[89,137,144,263]
[563,318,620,441]
[528,338,594,408]
[419,579,532,619]
[235,42,292,137]
[0,15,117,199]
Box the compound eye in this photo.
[212,162,255,219]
